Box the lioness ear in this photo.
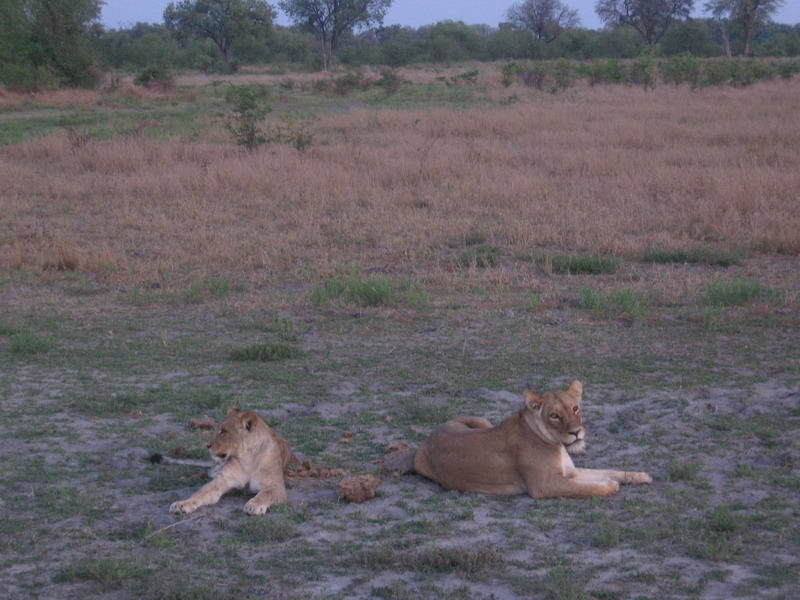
[226,406,240,416]
[567,380,583,398]
[523,388,542,410]
[237,412,254,432]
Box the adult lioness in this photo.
[169,408,294,515]
[413,381,651,499]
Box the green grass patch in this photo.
[9,332,52,355]
[702,278,775,306]
[311,273,394,307]
[643,246,742,267]
[550,253,619,274]
[577,285,653,320]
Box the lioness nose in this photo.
[569,429,581,437]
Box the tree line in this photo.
[1,0,796,89]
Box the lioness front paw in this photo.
[243,499,270,515]
[169,499,198,515]
[625,471,652,485]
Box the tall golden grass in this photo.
[1,77,798,294]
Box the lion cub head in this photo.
[207,408,264,463]
[522,380,586,455]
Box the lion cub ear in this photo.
[523,388,543,410]
[567,380,583,398]
[226,406,241,416]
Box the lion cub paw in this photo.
[169,500,198,515]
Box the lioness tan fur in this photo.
[413,381,651,499]
[169,408,294,515]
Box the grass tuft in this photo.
[229,340,301,361]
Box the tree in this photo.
[164,0,275,68]
[278,0,392,70]
[704,0,785,55]
[1,0,102,88]
[507,0,580,42]
[595,0,694,47]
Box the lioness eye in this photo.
[550,412,561,420]
[573,406,580,414]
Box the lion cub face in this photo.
[207,409,258,462]
[523,380,586,454]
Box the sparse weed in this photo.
[456,244,500,268]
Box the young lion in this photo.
[413,380,652,499]
[169,408,294,515]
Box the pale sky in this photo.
[100,0,800,31]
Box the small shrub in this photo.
[266,117,315,152]
[500,62,522,87]
[589,59,625,86]
[134,62,173,89]
[333,71,366,95]
[627,54,657,90]
[224,84,271,150]
[375,67,404,95]
[660,53,702,89]
[447,70,479,87]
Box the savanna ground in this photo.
[1,64,799,599]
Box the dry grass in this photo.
[1,77,799,297]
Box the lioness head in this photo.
[207,407,260,462]
[522,380,586,454]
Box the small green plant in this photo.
[224,84,271,150]
[702,278,774,307]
